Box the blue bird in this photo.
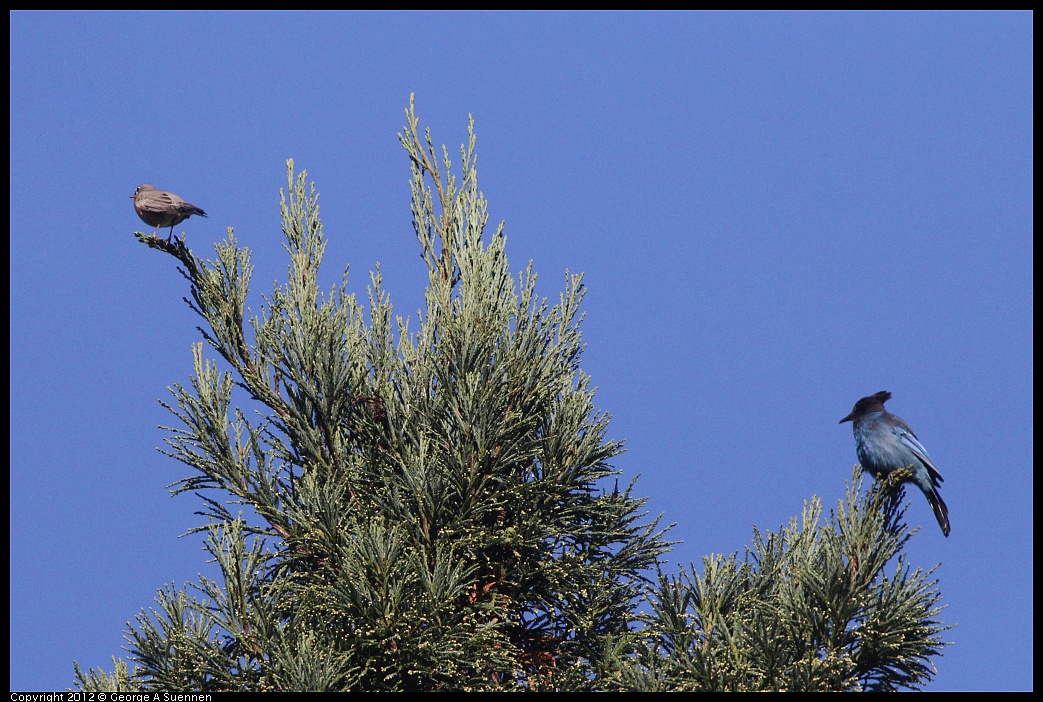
[840,391,950,537]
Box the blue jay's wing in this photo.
[893,424,944,486]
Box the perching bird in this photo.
[131,184,207,241]
[840,391,950,537]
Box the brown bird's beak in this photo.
[839,412,854,424]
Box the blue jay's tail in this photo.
[923,485,951,537]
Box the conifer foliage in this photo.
[618,472,950,692]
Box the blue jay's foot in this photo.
[886,464,918,487]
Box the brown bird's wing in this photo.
[137,190,181,214]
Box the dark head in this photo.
[131,184,157,201]
[839,391,892,424]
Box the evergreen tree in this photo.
[74,98,948,692]
[617,471,950,692]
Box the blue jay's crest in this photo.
[839,391,891,424]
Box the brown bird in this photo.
[131,184,207,241]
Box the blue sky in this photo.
[10,11,1032,691]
